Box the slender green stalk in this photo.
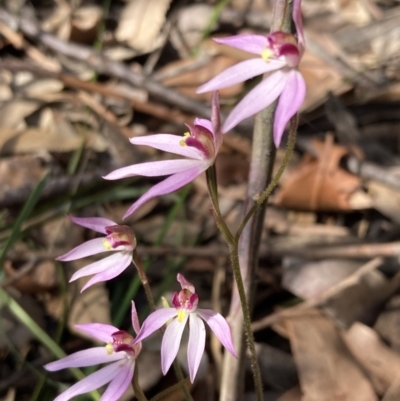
[150,378,191,401]
[235,117,298,242]
[132,365,150,401]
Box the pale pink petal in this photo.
[187,314,206,382]
[131,301,141,335]
[52,361,122,401]
[222,69,288,133]
[80,252,133,291]
[177,273,195,293]
[197,59,284,94]
[75,323,120,343]
[68,216,116,234]
[104,159,204,180]
[44,347,125,371]
[210,91,222,148]
[100,363,134,401]
[273,70,306,147]
[196,309,237,357]
[214,34,268,55]
[69,252,131,282]
[193,118,212,133]
[161,315,189,375]
[56,238,108,262]
[134,308,178,343]
[130,134,204,160]
[293,0,305,53]
[123,165,205,219]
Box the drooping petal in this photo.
[51,361,122,401]
[131,301,141,335]
[214,34,269,55]
[177,273,195,293]
[196,309,237,357]
[56,238,109,262]
[130,134,204,160]
[187,313,206,382]
[69,252,131,283]
[75,323,120,343]
[134,308,178,343]
[210,91,222,148]
[197,59,285,94]
[161,315,189,375]
[99,362,134,401]
[123,165,205,219]
[222,69,288,133]
[273,70,306,147]
[104,159,204,180]
[44,347,125,371]
[80,252,133,291]
[293,0,305,53]
[68,216,116,234]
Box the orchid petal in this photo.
[130,134,204,160]
[131,301,141,335]
[161,315,189,375]
[214,34,268,55]
[104,159,204,180]
[187,314,206,382]
[293,0,305,53]
[273,70,306,147]
[134,308,177,343]
[193,118,213,133]
[69,252,131,282]
[100,363,134,401]
[75,323,120,343]
[123,165,205,219]
[44,347,125,371]
[222,69,288,133]
[80,252,132,291]
[52,362,121,401]
[56,238,109,262]
[197,59,284,94]
[210,91,222,148]
[177,273,195,293]
[68,216,116,234]
[196,309,237,357]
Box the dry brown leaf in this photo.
[0,99,40,129]
[275,386,303,401]
[368,180,400,225]
[159,56,244,100]
[286,312,377,401]
[276,136,362,212]
[115,0,172,53]
[383,378,400,401]
[282,259,363,299]
[343,322,400,395]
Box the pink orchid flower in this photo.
[44,302,142,401]
[57,216,136,291]
[133,273,236,383]
[103,92,222,219]
[197,0,305,147]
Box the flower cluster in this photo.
[47,1,305,400]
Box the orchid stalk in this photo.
[197,0,305,148]
[45,302,142,401]
[104,92,222,219]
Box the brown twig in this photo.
[0,8,211,118]
[251,257,383,331]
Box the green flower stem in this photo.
[150,378,191,401]
[235,117,298,242]
[132,365,150,401]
